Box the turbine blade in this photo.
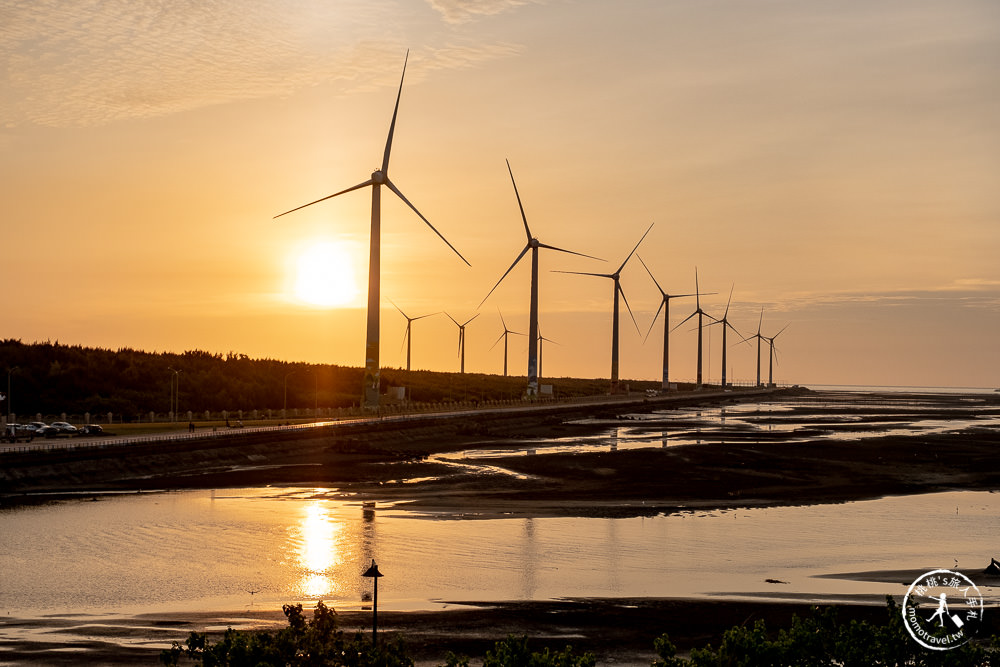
[506,159,533,242]
[536,242,603,262]
[637,255,665,295]
[382,50,408,174]
[479,244,530,308]
[273,179,373,219]
[553,270,612,279]
[644,299,665,342]
[463,313,480,326]
[616,222,654,274]
[725,319,743,339]
[387,298,407,319]
[670,310,698,333]
[724,284,734,319]
[445,312,460,326]
[490,330,505,350]
[385,179,471,266]
[694,267,700,310]
[619,283,641,335]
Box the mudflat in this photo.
[3,388,1000,664]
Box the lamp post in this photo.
[168,367,181,422]
[361,559,383,646]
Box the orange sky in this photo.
[2,1,998,389]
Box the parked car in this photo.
[4,423,35,443]
[50,421,79,435]
[24,421,48,433]
[79,424,104,435]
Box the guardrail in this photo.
[0,386,782,455]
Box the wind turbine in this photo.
[480,160,601,397]
[763,324,789,387]
[741,307,766,387]
[638,256,695,392]
[557,223,654,393]
[672,268,712,389]
[537,325,559,387]
[445,312,479,373]
[274,51,469,410]
[389,299,437,372]
[705,285,743,389]
[490,310,524,377]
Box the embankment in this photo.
[0,388,789,497]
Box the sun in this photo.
[293,241,360,307]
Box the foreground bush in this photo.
[441,634,596,667]
[653,597,1000,667]
[160,603,594,667]
[162,597,1000,666]
[159,601,412,667]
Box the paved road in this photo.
[0,387,781,455]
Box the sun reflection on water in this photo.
[295,499,342,598]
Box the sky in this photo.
[2,0,999,390]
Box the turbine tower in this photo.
[445,312,479,373]
[673,268,712,389]
[745,307,764,387]
[557,223,653,393]
[537,325,558,388]
[638,256,694,392]
[705,285,743,389]
[389,299,436,372]
[490,310,524,377]
[480,160,600,397]
[763,324,789,387]
[274,52,469,410]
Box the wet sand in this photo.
[3,388,1000,664]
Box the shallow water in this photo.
[2,488,999,619]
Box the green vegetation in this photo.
[162,598,1000,666]
[159,602,595,667]
[0,340,664,421]
[653,597,1000,667]
[159,601,413,667]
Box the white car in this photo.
[50,421,79,435]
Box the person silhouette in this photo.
[928,593,950,627]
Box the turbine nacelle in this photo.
[372,169,386,184]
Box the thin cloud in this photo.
[426,0,535,24]
[1,0,521,127]
[765,284,1000,314]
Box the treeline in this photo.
[0,340,660,419]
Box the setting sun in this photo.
[293,242,360,307]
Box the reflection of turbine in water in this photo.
[519,518,537,598]
[360,501,378,604]
[297,500,342,598]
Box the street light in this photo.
[361,559,383,646]
[168,367,181,422]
